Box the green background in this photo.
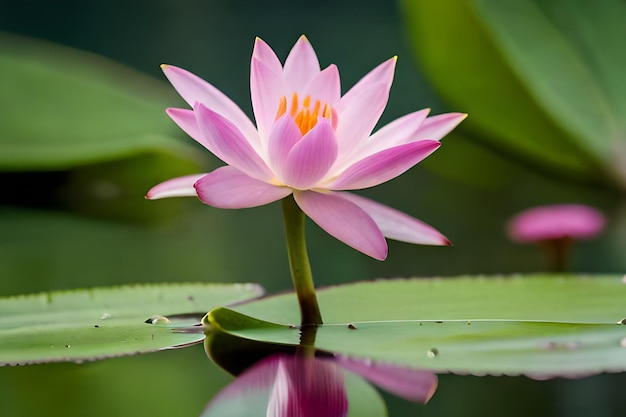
[1,1,625,416]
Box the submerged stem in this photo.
[281,195,323,325]
[297,324,318,358]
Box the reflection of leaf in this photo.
[401,0,626,187]
[211,275,626,377]
[0,283,263,365]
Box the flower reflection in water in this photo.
[201,354,437,417]
[266,355,347,417]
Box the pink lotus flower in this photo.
[508,204,606,243]
[147,36,466,260]
[200,354,438,417]
[507,204,606,272]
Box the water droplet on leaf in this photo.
[145,315,170,325]
[427,348,439,358]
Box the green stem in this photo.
[540,237,573,273]
[281,196,323,325]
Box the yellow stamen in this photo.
[312,100,321,116]
[275,96,287,120]
[290,93,299,117]
[294,110,304,128]
[322,103,331,119]
[275,93,336,136]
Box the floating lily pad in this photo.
[0,283,263,365]
[209,275,626,378]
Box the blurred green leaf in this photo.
[0,283,263,365]
[0,32,206,222]
[0,32,193,170]
[421,132,514,188]
[473,0,626,185]
[208,275,626,377]
[60,150,201,222]
[400,0,625,187]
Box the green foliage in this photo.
[208,275,626,377]
[1,3,625,416]
[4,273,623,380]
[0,283,262,365]
[401,0,626,189]
[0,32,204,222]
[5,275,624,378]
[0,32,192,170]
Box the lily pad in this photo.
[208,275,626,378]
[0,283,263,365]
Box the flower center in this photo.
[275,93,336,136]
